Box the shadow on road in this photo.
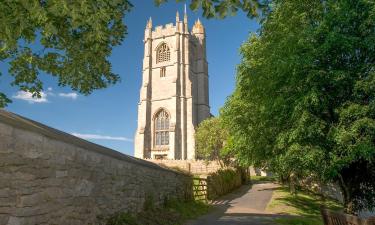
[186,183,289,225]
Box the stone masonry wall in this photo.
[0,110,193,225]
[144,159,222,175]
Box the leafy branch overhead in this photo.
[154,0,269,18]
[0,0,132,107]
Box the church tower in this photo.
[134,10,210,160]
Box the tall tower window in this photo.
[155,110,169,146]
[160,67,166,77]
[156,43,170,63]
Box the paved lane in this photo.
[186,183,282,225]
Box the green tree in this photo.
[222,0,375,214]
[0,0,133,107]
[155,0,269,18]
[195,117,232,165]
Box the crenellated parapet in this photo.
[152,23,177,38]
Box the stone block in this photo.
[7,216,22,225]
[11,137,47,161]
[17,193,45,207]
[0,123,13,136]
[0,197,15,207]
[0,188,11,197]
[74,180,94,197]
[55,170,68,178]
[0,215,9,225]
[0,136,14,153]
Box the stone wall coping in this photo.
[144,158,221,163]
[0,109,187,175]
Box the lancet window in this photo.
[154,110,169,146]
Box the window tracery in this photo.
[156,43,170,63]
[154,110,169,146]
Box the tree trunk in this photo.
[289,173,297,195]
[337,174,356,215]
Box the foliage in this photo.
[207,168,243,199]
[274,217,323,225]
[164,198,210,220]
[0,0,132,108]
[195,117,232,164]
[154,0,270,19]
[267,186,342,225]
[104,199,210,225]
[221,0,375,214]
[105,212,138,225]
[250,175,276,184]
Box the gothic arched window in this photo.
[156,43,170,63]
[154,110,169,146]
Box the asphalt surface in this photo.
[186,183,283,225]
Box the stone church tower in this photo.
[134,10,210,160]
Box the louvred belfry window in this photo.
[155,110,169,146]
[156,43,170,63]
[160,67,166,77]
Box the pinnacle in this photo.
[146,17,152,29]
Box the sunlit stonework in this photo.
[134,10,210,160]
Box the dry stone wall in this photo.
[0,110,193,225]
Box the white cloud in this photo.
[46,87,55,96]
[71,133,133,142]
[13,91,48,103]
[58,92,78,100]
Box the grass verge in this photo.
[273,217,323,225]
[104,199,210,225]
[266,186,342,225]
[250,175,276,183]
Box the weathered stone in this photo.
[0,123,13,136]
[55,170,67,178]
[135,14,210,160]
[0,188,11,197]
[74,180,94,197]
[7,216,22,225]
[0,197,15,207]
[0,107,192,225]
[0,136,14,153]
[0,215,9,225]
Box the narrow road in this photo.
[186,183,282,225]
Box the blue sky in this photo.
[1,1,259,156]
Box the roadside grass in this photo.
[266,186,343,225]
[273,217,323,225]
[104,199,211,225]
[250,175,276,183]
[165,199,211,220]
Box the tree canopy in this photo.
[221,0,375,214]
[155,0,269,19]
[0,0,133,107]
[195,117,231,164]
